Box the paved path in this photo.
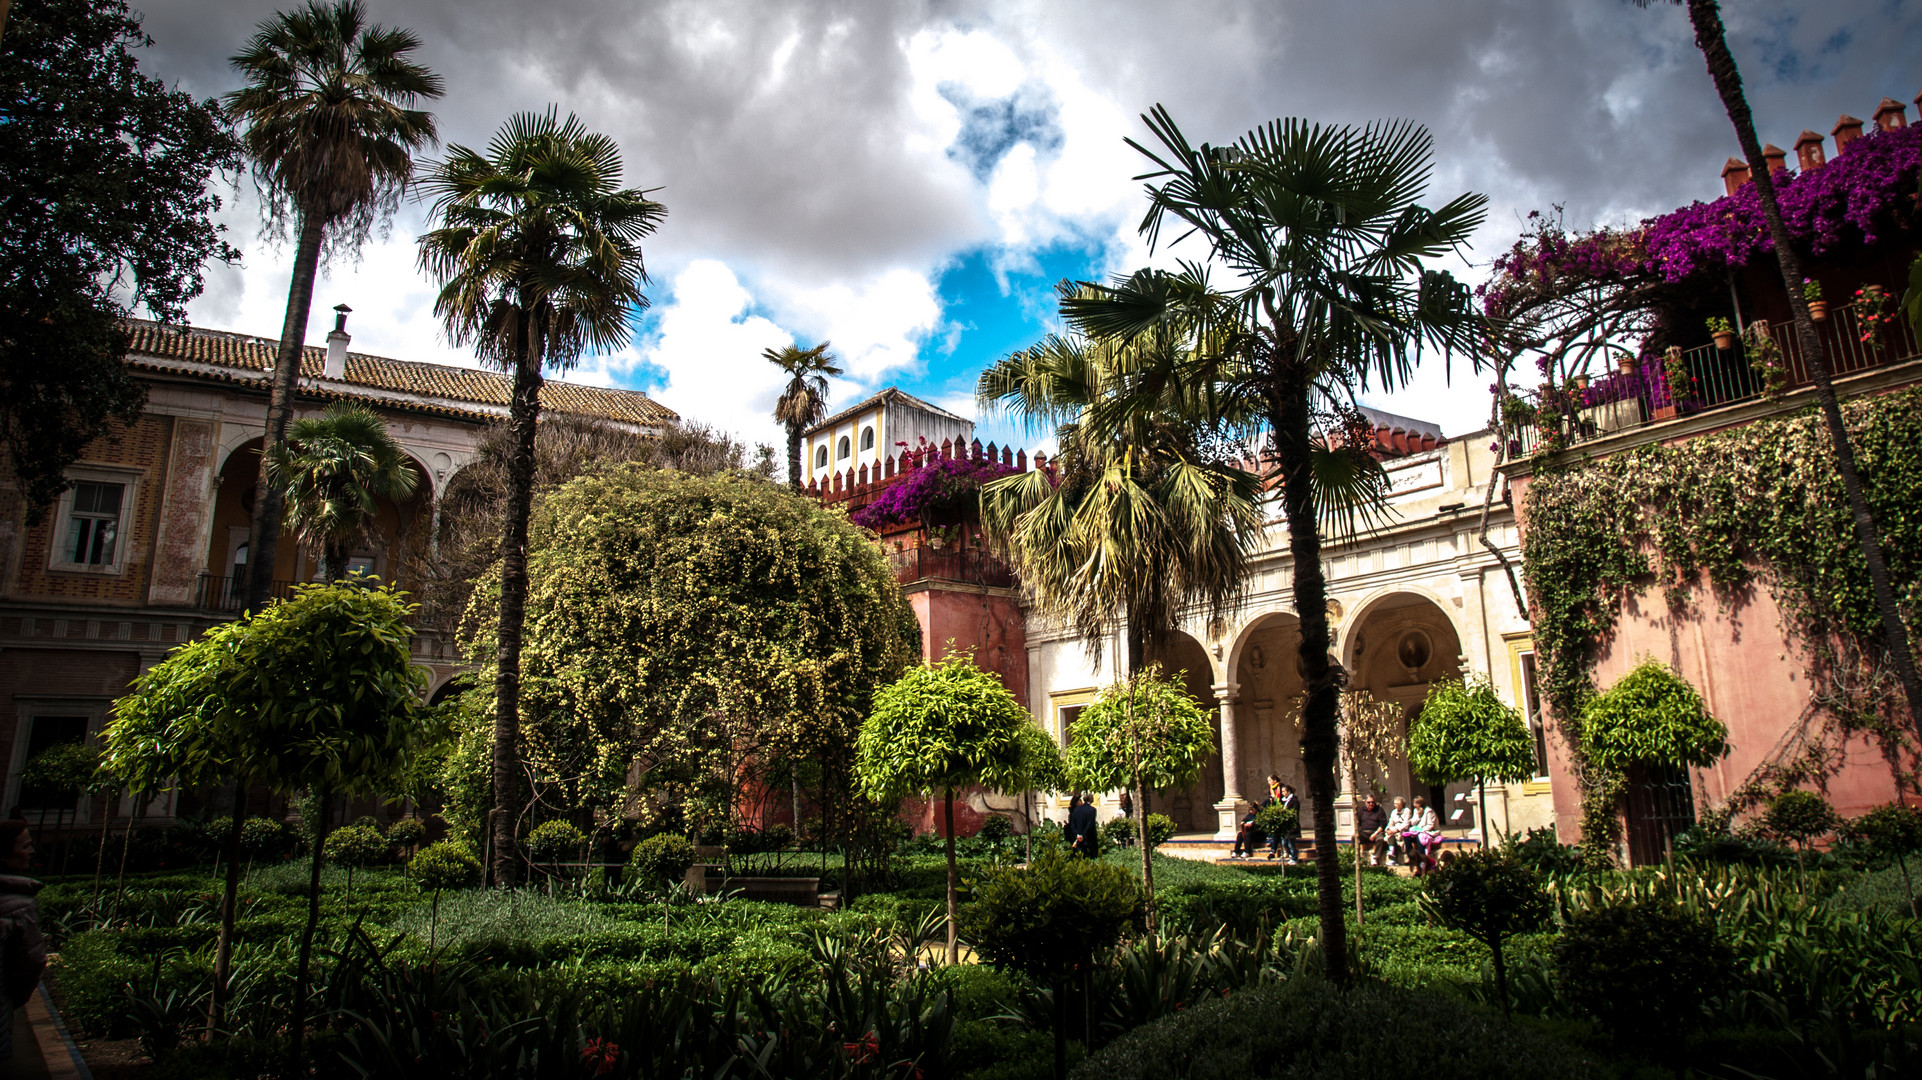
[6,987,91,1079]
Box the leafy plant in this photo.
[1705,315,1734,336]
[1579,660,1729,773]
[526,821,588,864]
[976,814,1015,842]
[385,817,427,854]
[1763,790,1838,852]
[1420,849,1549,1016]
[629,833,696,892]
[239,817,291,861]
[1744,320,1789,399]
[1408,676,1536,790]
[1802,277,1823,302]
[1554,896,1732,1044]
[1502,827,1587,876]
[1846,802,1922,916]
[1253,802,1297,839]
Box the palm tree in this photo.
[225,0,442,612]
[417,109,665,886]
[1066,109,1486,981]
[266,403,418,582]
[1640,0,1922,737]
[766,342,843,489]
[979,305,1263,913]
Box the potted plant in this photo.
[1706,316,1736,350]
[1803,278,1827,321]
[1746,320,1789,399]
[1656,346,1691,420]
[1855,287,1895,352]
[1615,353,1639,376]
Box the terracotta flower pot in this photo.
[1712,331,1736,350]
[1653,405,1679,421]
[1617,356,1639,375]
[1808,300,1828,321]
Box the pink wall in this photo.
[898,584,1030,839]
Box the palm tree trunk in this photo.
[1685,0,1922,739]
[488,322,543,889]
[944,785,960,965]
[287,781,332,1071]
[1269,386,1349,983]
[787,426,803,491]
[245,210,326,611]
[207,794,246,1035]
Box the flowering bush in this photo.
[850,452,1016,530]
[1855,287,1897,350]
[1745,321,1790,399]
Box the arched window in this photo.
[838,436,851,460]
[860,426,875,451]
[815,445,828,469]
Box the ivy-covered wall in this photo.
[1514,386,1922,850]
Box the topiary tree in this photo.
[1420,848,1550,1016]
[385,817,427,858]
[323,823,387,905]
[962,842,1146,1080]
[525,820,588,865]
[857,652,1045,964]
[408,839,483,956]
[1847,802,1922,917]
[1554,896,1732,1045]
[1408,676,1538,845]
[1578,660,1730,863]
[1763,789,1839,876]
[628,832,696,894]
[1061,665,1215,928]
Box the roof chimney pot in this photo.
[1832,114,1865,151]
[325,304,351,380]
[1721,157,1751,197]
[1873,97,1907,131]
[1762,143,1788,175]
[1794,130,1826,171]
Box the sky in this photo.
[132,0,1922,455]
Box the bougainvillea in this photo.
[850,453,1017,530]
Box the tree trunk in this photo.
[245,211,327,612]
[287,782,331,1071]
[207,795,246,1035]
[944,785,959,965]
[787,426,803,491]
[1491,934,1511,1018]
[1686,0,1922,739]
[489,327,544,888]
[1269,387,1349,983]
[1051,980,1067,1080]
[324,541,348,584]
[1136,773,1155,934]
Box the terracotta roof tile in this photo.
[124,321,676,426]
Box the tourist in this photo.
[1384,796,1412,866]
[1066,793,1099,858]
[1231,803,1263,858]
[1269,783,1302,863]
[1355,794,1390,866]
[0,821,44,1065]
[1404,796,1443,875]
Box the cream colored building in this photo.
[801,388,973,490]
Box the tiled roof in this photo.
[808,386,971,437]
[124,321,676,426]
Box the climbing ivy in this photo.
[1522,389,1922,857]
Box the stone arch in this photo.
[1144,629,1222,834]
[1223,610,1309,801]
[1339,583,1466,673]
[1343,590,1468,826]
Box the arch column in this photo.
[1211,681,1247,840]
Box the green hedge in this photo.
[1073,978,1604,1080]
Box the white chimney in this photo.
[324,304,352,380]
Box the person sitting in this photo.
[1403,796,1442,875]
[1383,796,1412,866]
[1232,804,1264,858]
[1355,794,1390,866]
[1269,783,1302,863]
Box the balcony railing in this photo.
[1511,299,1920,456]
[886,545,1017,589]
[194,573,299,612]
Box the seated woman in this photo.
[1231,804,1265,858]
[1403,796,1442,874]
[1383,796,1412,866]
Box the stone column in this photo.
[147,419,219,607]
[1211,681,1247,840]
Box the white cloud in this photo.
[763,267,944,387]
[640,260,796,446]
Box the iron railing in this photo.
[194,573,299,612]
[1511,299,1920,456]
[886,546,1017,589]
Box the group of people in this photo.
[1353,794,1444,873]
[1229,774,1303,863]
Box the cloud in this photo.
[636,260,795,447]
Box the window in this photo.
[1058,704,1085,745]
[815,445,828,469]
[860,426,875,451]
[837,436,851,460]
[1519,652,1550,777]
[65,482,123,566]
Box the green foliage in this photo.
[1763,790,1839,848]
[266,403,419,580]
[1073,977,1604,1080]
[976,814,1015,842]
[1062,666,1216,795]
[1253,801,1297,837]
[322,825,387,870]
[1407,676,1536,785]
[18,741,105,799]
[1848,802,1922,859]
[962,844,1146,987]
[1501,827,1587,875]
[525,821,588,863]
[1554,896,1733,1040]
[857,652,1040,801]
[1141,813,1176,849]
[1672,823,1797,868]
[385,817,427,851]
[1420,848,1548,1012]
[408,840,482,893]
[629,833,695,889]
[239,817,291,860]
[1579,659,1728,772]
[0,0,241,513]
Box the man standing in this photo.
[1067,793,1100,858]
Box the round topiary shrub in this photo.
[976,814,1014,842]
[409,840,483,893]
[239,816,291,860]
[323,824,388,869]
[1254,801,1297,838]
[385,817,427,852]
[629,833,695,890]
[1554,896,1733,1041]
[1100,816,1135,849]
[1764,789,1838,850]
[1143,813,1176,849]
[525,820,588,863]
[761,821,796,849]
[1420,848,1549,1015]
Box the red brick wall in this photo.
[10,415,171,606]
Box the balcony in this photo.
[1509,299,1920,456]
[194,572,299,613]
[886,545,1017,589]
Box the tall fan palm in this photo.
[766,342,843,489]
[979,305,1264,912]
[224,0,442,611]
[1638,0,1922,737]
[418,109,665,886]
[266,403,418,582]
[1066,109,1486,981]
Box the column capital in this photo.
[1211,681,1240,702]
